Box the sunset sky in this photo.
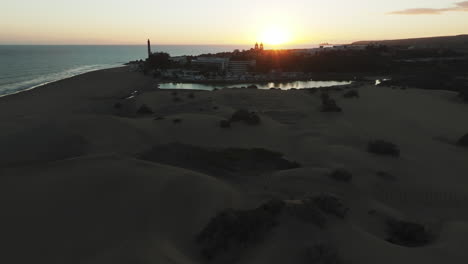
[1,0,467,46]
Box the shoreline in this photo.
[161,73,380,85]
[0,63,126,98]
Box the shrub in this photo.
[288,200,327,228]
[376,171,397,181]
[260,199,286,215]
[459,90,468,102]
[247,85,258,89]
[368,140,400,157]
[230,109,261,125]
[188,92,195,99]
[114,102,122,109]
[457,133,468,147]
[321,93,330,101]
[386,219,432,247]
[313,193,348,219]
[219,120,231,128]
[329,169,353,182]
[173,97,182,102]
[196,199,285,260]
[321,93,342,112]
[154,116,165,121]
[343,90,359,98]
[306,243,342,264]
[173,118,182,124]
[136,104,153,115]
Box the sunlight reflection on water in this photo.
[159,80,352,91]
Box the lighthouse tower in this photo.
[147,39,152,58]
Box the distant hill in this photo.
[352,35,468,51]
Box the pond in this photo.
[159,80,352,91]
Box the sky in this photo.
[0,0,467,46]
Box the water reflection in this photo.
[159,80,352,91]
[375,79,391,86]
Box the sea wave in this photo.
[0,63,123,97]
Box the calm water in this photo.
[160,81,352,90]
[0,45,252,96]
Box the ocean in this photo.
[0,45,252,96]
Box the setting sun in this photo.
[260,26,291,46]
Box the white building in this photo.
[228,60,256,75]
[169,56,188,64]
[192,57,230,71]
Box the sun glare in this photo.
[260,27,291,46]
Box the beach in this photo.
[1,66,468,264]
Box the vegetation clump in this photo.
[136,104,154,115]
[376,171,397,181]
[343,90,360,98]
[113,102,122,109]
[457,133,468,147]
[306,243,342,264]
[145,52,171,70]
[329,169,353,182]
[196,199,285,260]
[368,140,400,157]
[313,193,348,219]
[459,89,468,102]
[288,200,327,228]
[229,109,261,125]
[219,120,231,128]
[320,93,342,112]
[188,92,195,99]
[173,118,182,124]
[386,219,432,247]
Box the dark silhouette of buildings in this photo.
[254,42,264,51]
[147,39,152,58]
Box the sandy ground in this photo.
[1,66,468,264]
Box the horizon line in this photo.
[0,43,322,46]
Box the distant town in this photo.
[130,35,468,90]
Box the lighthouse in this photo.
[147,39,152,58]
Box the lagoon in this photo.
[159,80,352,91]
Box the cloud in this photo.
[389,1,468,15]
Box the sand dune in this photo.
[1,67,468,263]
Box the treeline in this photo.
[254,49,393,73]
[144,46,468,79]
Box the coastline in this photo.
[0,63,126,98]
[0,66,368,102]
[0,66,155,120]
